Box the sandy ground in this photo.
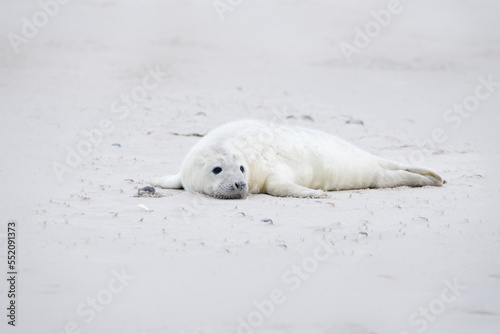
[1,0,500,333]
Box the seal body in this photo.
[152,120,443,199]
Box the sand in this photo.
[1,0,499,333]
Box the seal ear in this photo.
[151,173,183,189]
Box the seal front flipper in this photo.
[151,173,183,189]
[263,174,329,198]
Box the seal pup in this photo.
[152,120,443,199]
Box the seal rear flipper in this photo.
[404,167,444,186]
[377,159,444,187]
[151,173,183,189]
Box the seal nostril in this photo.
[234,182,246,190]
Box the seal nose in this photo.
[234,181,247,190]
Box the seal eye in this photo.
[240,166,245,173]
[212,167,222,175]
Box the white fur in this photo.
[152,120,443,198]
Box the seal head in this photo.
[181,145,249,199]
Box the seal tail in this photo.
[151,173,183,189]
[378,159,444,187]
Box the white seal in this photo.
[152,120,443,199]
